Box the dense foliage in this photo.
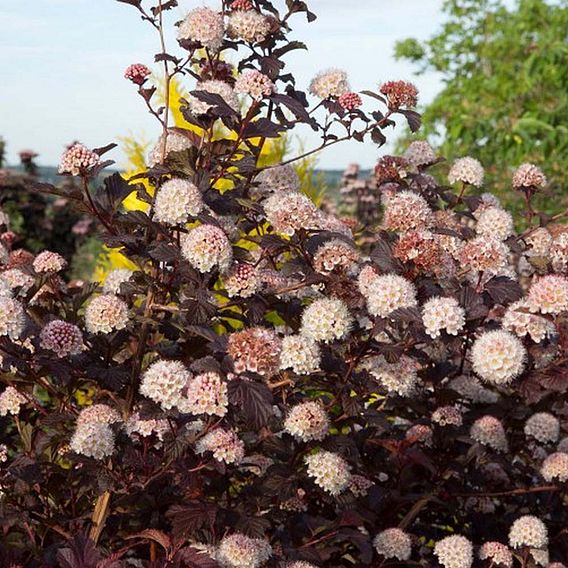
[0,1,567,567]
[395,0,568,215]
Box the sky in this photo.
[0,0,445,170]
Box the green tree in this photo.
[395,0,568,216]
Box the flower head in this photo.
[154,178,204,225]
[0,387,26,416]
[373,528,412,561]
[77,403,121,427]
[33,251,67,273]
[300,297,353,343]
[524,412,560,444]
[148,131,194,167]
[528,275,568,315]
[253,164,299,197]
[422,296,465,338]
[448,157,484,187]
[1,268,34,295]
[478,542,513,567]
[58,143,100,176]
[459,236,510,273]
[471,329,526,385]
[196,428,245,465]
[177,7,225,52]
[313,239,359,274]
[284,401,329,442]
[216,533,272,568]
[550,232,568,273]
[102,268,133,295]
[181,224,232,273]
[263,191,319,236]
[309,69,350,99]
[383,190,434,232]
[305,450,351,496]
[374,155,410,185]
[476,207,514,241]
[228,327,282,376]
[139,359,191,410]
[364,273,418,318]
[509,516,548,549]
[434,535,473,568]
[179,372,228,417]
[365,355,419,397]
[70,421,115,460]
[234,70,275,100]
[432,405,463,427]
[338,92,362,110]
[84,294,129,334]
[470,416,508,452]
[379,80,418,109]
[124,63,151,85]
[227,10,271,42]
[540,452,568,482]
[525,227,553,258]
[404,140,437,167]
[502,300,555,343]
[40,320,83,357]
[279,335,321,375]
[224,263,261,298]
[512,163,547,191]
[0,297,25,340]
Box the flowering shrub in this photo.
[1,1,568,567]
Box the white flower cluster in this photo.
[471,329,526,385]
[540,452,568,482]
[196,428,245,465]
[139,359,191,410]
[84,294,129,334]
[227,10,271,43]
[181,224,233,273]
[279,335,321,374]
[422,296,465,338]
[475,207,514,241]
[0,297,25,340]
[300,297,353,343]
[309,69,350,99]
[177,7,225,51]
[502,300,556,343]
[470,415,508,452]
[448,157,484,187]
[508,515,548,549]
[524,412,560,444]
[283,401,329,442]
[434,535,473,568]
[362,273,418,318]
[179,372,228,417]
[365,355,419,397]
[0,386,26,416]
[216,533,272,568]
[304,450,351,496]
[373,528,412,561]
[153,178,204,225]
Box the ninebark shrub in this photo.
[0,1,567,567]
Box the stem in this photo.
[263,112,392,170]
[81,176,115,234]
[157,0,171,162]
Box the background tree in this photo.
[395,0,568,218]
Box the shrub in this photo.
[0,1,567,567]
